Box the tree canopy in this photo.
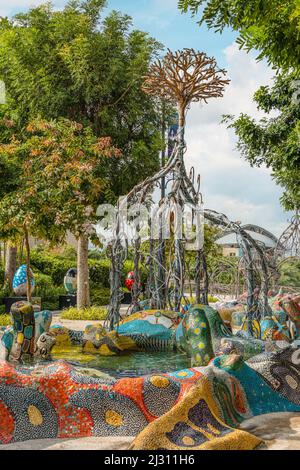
[0,0,164,199]
[0,117,121,244]
[178,0,300,72]
[179,0,300,212]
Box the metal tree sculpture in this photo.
[104,48,275,333]
[142,48,229,127]
[141,49,229,312]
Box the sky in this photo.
[0,0,292,236]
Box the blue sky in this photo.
[0,0,292,236]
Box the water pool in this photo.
[50,348,191,378]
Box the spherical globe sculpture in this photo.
[64,268,78,295]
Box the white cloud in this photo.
[184,43,291,237]
[0,0,66,16]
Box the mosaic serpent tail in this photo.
[1,346,300,448]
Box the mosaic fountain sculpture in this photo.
[1,49,299,449]
[1,344,300,449]
[1,294,300,448]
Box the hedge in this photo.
[60,306,108,321]
[30,250,148,289]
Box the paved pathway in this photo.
[51,305,129,331]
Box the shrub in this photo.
[31,249,113,288]
[89,259,110,287]
[90,287,110,306]
[187,294,219,304]
[61,306,108,321]
[31,248,147,292]
[31,250,74,285]
[34,272,65,310]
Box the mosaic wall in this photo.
[1,346,300,449]
[1,297,300,449]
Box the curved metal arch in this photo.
[105,129,273,331]
[241,224,281,247]
[215,224,282,249]
[276,211,300,261]
[204,209,272,319]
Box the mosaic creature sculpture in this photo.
[31,304,297,365]
[180,305,294,365]
[38,310,180,358]
[1,346,300,449]
[0,301,52,361]
[279,294,300,335]
[2,300,297,366]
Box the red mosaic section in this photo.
[0,400,14,444]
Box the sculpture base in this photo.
[3,297,42,313]
[59,295,77,310]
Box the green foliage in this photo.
[0,118,122,245]
[0,282,11,307]
[33,272,65,310]
[224,73,300,210]
[0,264,4,285]
[0,313,10,326]
[279,259,300,288]
[31,250,75,286]
[90,286,110,305]
[0,0,164,201]
[27,248,140,309]
[178,0,300,72]
[187,294,219,304]
[60,306,108,321]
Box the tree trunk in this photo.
[4,244,17,290]
[77,235,90,309]
[23,226,32,302]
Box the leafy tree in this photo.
[0,0,166,304]
[223,73,300,210]
[179,0,300,211]
[0,114,23,288]
[279,259,300,288]
[0,0,163,197]
[0,118,121,305]
[178,0,300,72]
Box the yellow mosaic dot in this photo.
[27,405,43,426]
[200,322,207,328]
[105,410,123,427]
[198,342,205,350]
[195,354,202,364]
[178,371,188,377]
[17,333,24,344]
[150,376,170,388]
[194,328,200,335]
[182,436,195,446]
